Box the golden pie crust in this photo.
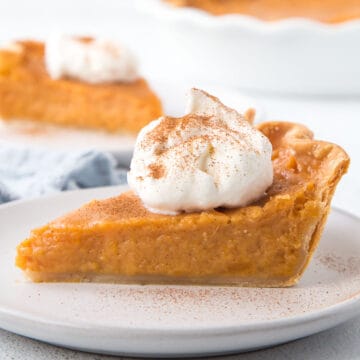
[16,121,350,286]
[165,0,360,23]
[0,40,162,133]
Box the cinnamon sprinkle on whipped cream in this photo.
[128,88,273,215]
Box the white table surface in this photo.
[0,1,359,358]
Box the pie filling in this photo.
[16,121,350,286]
[165,0,360,24]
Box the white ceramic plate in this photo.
[0,186,360,357]
[0,81,261,166]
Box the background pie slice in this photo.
[0,40,162,133]
[16,121,350,287]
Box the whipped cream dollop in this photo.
[45,35,139,84]
[128,88,273,215]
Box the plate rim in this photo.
[0,187,360,335]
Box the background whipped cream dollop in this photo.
[45,35,139,84]
[128,88,273,215]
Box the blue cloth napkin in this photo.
[0,144,127,204]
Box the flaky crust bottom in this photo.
[24,271,301,287]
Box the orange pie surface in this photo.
[16,121,349,287]
[166,0,360,23]
[0,41,162,133]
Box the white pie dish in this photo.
[136,0,360,95]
